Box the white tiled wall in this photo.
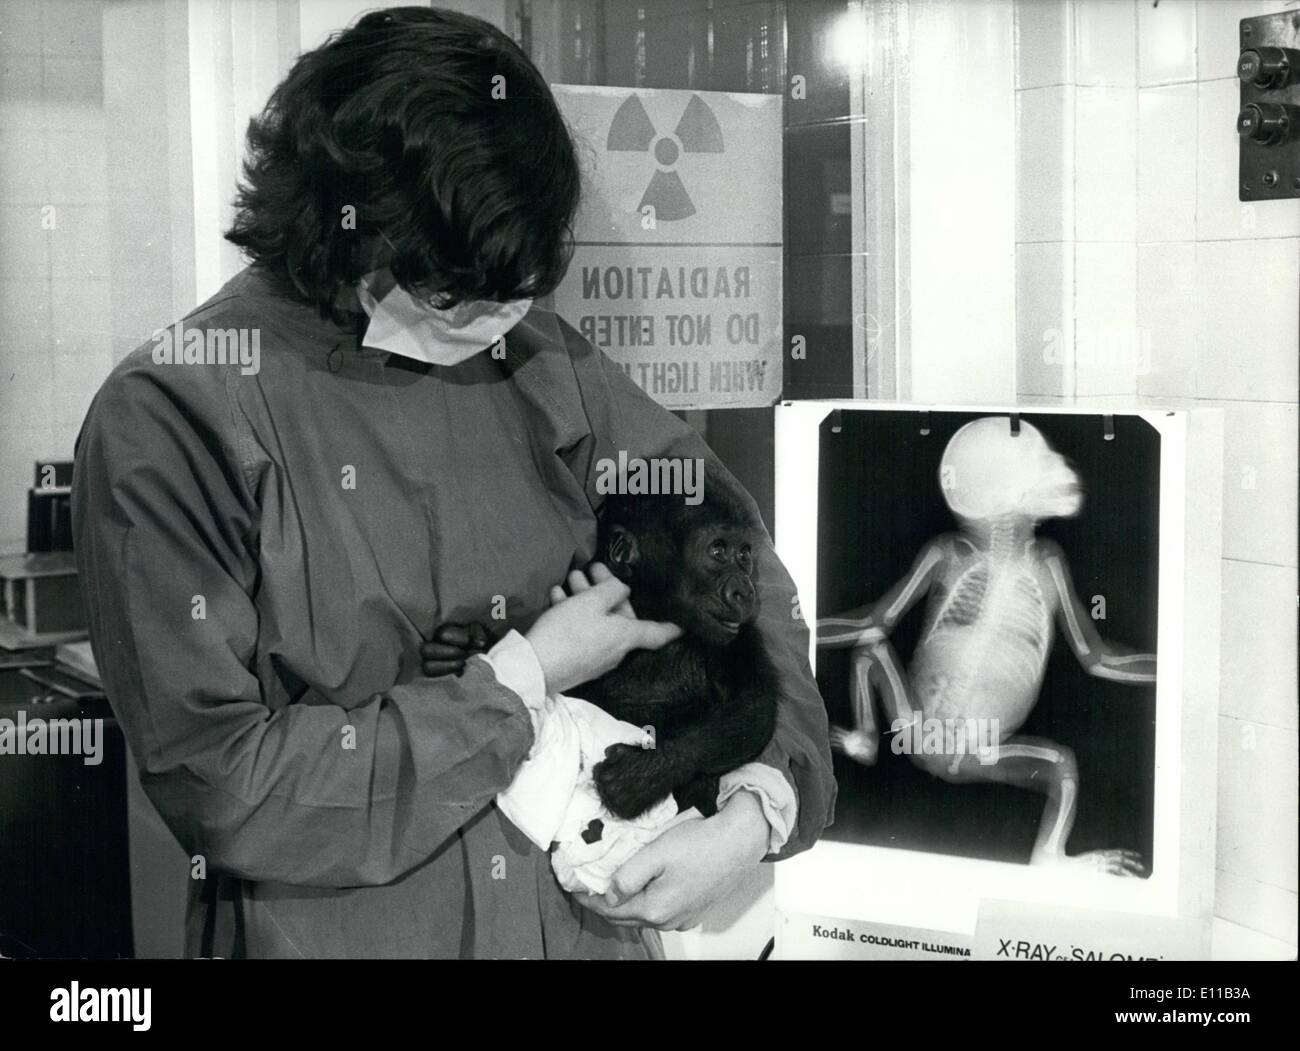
[1016,0,1300,950]
[1016,86,1076,243]
[1138,82,1198,241]
[1014,0,1143,397]
[1139,0,1199,85]
[0,0,112,553]
[1076,85,1138,241]
[1075,0,1139,86]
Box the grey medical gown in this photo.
[71,266,835,959]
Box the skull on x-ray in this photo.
[939,416,1083,522]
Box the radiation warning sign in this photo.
[551,85,783,410]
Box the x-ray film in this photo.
[772,403,1222,960]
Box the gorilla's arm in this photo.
[592,629,779,820]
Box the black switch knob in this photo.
[1238,102,1300,146]
[1238,46,1300,88]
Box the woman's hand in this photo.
[525,563,680,694]
[573,790,771,931]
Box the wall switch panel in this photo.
[1239,10,1300,201]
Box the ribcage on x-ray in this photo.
[915,559,1052,719]
[932,563,988,628]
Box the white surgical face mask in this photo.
[356,269,532,366]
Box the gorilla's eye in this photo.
[709,538,728,561]
[738,544,753,572]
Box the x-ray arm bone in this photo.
[1041,540,1156,684]
[817,539,946,649]
[815,541,943,764]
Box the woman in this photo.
[73,5,833,959]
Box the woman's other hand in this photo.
[573,790,770,931]
[528,564,679,694]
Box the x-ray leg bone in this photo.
[824,638,916,765]
[914,736,1145,875]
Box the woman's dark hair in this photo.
[226,6,579,316]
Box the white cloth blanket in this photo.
[495,693,700,895]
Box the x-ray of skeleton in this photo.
[817,416,1157,876]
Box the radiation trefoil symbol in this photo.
[606,93,724,222]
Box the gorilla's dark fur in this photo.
[569,471,779,819]
[430,469,779,820]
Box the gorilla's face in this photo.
[673,524,760,646]
[600,486,763,649]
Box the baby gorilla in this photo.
[425,473,779,821]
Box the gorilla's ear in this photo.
[605,524,640,579]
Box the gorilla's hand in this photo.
[673,772,722,818]
[420,622,490,677]
[593,742,675,820]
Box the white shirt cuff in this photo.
[717,762,799,855]
[480,629,548,746]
